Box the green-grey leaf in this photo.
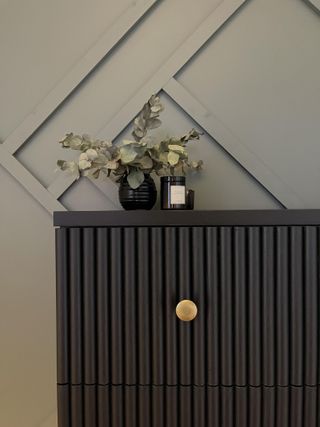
[159,152,168,164]
[168,144,186,153]
[138,156,153,169]
[106,160,119,170]
[133,128,147,139]
[134,116,146,131]
[127,169,144,189]
[120,145,138,164]
[69,137,82,149]
[168,151,180,166]
[147,118,161,129]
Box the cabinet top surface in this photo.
[53,210,320,227]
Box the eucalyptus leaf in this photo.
[151,105,163,113]
[127,169,145,189]
[159,152,169,164]
[57,94,203,186]
[147,118,161,129]
[137,156,153,169]
[69,137,82,149]
[57,160,78,174]
[105,160,119,170]
[168,144,186,153]
[134,116,146,130]
[57,160,67,170]
[120,145,138,164]
[181,128,202,142]
[133,128,147,139]
[168,151,180,166]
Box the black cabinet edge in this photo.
[53,210,320,228]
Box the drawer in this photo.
[57,384,320,427]
[56,225,320,387]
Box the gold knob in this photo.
[176,299,198,322]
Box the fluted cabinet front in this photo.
[56,224,320,426]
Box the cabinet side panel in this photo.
[56,228,70,384]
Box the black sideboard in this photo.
[54,210,320,426]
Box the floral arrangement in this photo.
[57,95,203,189]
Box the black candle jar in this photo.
[161,176,186,210]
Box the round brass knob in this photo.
[176,299,198,322]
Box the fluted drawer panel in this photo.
[56,225,320,387]
[57,385,320,427]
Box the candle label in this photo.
[170,185,186,205]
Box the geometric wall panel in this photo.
[0,0,250,214]
[176,0,320,209]
[163,79,296,208]
[304,0,320,12]
[3,0,318,214]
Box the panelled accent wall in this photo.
[1,0,320,214]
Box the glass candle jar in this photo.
[161,176,186,210]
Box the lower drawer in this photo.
[57,384,320,427]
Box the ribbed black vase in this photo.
[119,174,157,210]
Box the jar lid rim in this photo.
[160,175,186,181]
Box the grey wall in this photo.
[0,0,319,425]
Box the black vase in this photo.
[119,174,157,210]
